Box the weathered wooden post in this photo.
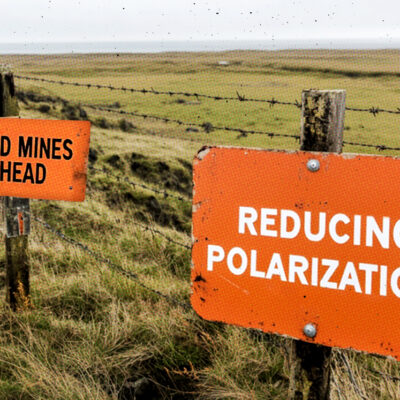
[0,66,31,310]
[287,89,346,400]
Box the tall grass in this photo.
[0,50,399,398]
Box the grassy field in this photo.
[0,50,399,399]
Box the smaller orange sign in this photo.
[0,118,90,201]
[192,146,400,360]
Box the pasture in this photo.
[0,49,399,399]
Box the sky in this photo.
[0,0,398,43]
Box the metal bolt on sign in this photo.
[306,159,320,172]
[303,323,317,338]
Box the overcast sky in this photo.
[0,0,399,43]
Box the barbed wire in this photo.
[17,84,400,150]
[15,74,400,116]
[343,140,400,152]
[339,352,368,400]
[33,216,191,310]
[17,80,400,151]
[345,106,400,117]
[89,165,191,203]
[14,74,302,108]
[83,103,301,140]
[130,219,191,250]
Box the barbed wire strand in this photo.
[15,85,400,149]
[33,216,191,310]
[343,141,400,152]
[17,87,400,150]
[82,103,301,140]
[129,219,191,249]
[345,106,400,117]
[339,352,368,400]
[15,74,400,116]
[89,165,191,203]
[15,74,302,108]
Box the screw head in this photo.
[303,323,317,338]
[307,159,320,172]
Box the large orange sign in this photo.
[191,146,400,359]
[0,118,90,201]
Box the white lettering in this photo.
[393,219,400,248]
[329,213,350,244]
[266,253,287,281]
[288,255,308,285]
[250,250,265,278]
[380,265,388,296]
[207,245,225,271]
[260,208,278,237]
[366,216,390,249]
[390,268,400,298]
[338,261,362,293]
[359,263,378,295]
[320,259,338,289]
[281,209,301,239]
[311,257,319,286]
[304,211,326,242]
[353,215,361,246]
[238,207,258,235]
[227,247,248,276]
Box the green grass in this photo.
[0,50,399,399]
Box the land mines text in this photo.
[191,147,400,359]
[0,118,90,201]
[0,135,73,184]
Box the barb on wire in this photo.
[343,141,400,152]
[89,165,191,203]
[14,74,302,108]
[83,103,301,140]
[33,216,191,310]
[345,106,400,116]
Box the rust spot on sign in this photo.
[194,274,206,283]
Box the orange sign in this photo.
[0,118,90,201]
[191,146,400,360]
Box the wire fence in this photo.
[14,77,400,154]
[33,215,191,310]
[15,74,400,116]
[12,73,400,397]
[15,75,303,107]
[82,103,301,140]
[342,141,400,152]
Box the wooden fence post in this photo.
[287,89,346,400]
[0,66,31,310]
